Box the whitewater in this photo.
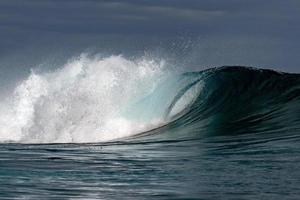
[0,55,172,143]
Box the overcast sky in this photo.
[0,0,299,88]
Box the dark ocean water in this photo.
[1,66,300,199]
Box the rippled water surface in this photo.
[1,133,300,199]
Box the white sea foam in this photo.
[0,55,168,143]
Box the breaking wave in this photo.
[1,55,300,144]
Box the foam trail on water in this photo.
[0,55,169,143]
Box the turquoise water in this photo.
[1,66,300,199]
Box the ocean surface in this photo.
[1,56,300,199]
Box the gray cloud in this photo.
[1,0,299,37]
[0,0,299,86]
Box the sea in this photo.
[0,55,300,199]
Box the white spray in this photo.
[0,55,168,143]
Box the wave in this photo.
[142,66,300,140]
[0,55,300,144]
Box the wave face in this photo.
[150,66,300,140]
[1,56,300,144]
